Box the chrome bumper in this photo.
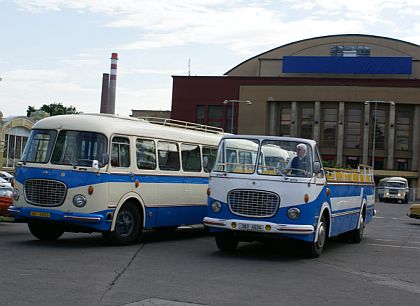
[203,217,314,235]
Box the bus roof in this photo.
[32,114,224,146]
[220,135,317,147]
[379,177,408,183]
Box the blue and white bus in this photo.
[9,114,223,245]
[204,135,375,257]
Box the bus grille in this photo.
[24,179,67,206]
[228,189,280,218]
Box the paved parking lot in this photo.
[1,202,420,306]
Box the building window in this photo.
[196,106,205,125]
[345,106,363,149]
[279,104,291,136]
[300,104,313,139]
[321,104,337,147]
[345,156,360,169]
[371,109,386,150]
[395,108,411,151]
[395,158,409,171]
[207,105,224,129]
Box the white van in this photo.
[377,177,409,203]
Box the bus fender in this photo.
[315,202,332,242]
[110,192,146,232]
[357,198,367,229]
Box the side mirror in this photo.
[203,156,209,169]
[100,153,109,167]
[313,161,321,174]
[92,160,100,170]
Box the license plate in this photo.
[30,211,51,218]
[238,223,263,231]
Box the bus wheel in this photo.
[28,221,64,241]
[347,209,365,243]
[215,231,239,251]
[303,215,327,258]
[103,204,142,246]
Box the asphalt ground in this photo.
[1,202,420,306]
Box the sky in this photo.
[2,0,420,117]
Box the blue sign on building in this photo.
[282,56,412,74]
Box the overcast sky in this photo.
[1,0,420,117]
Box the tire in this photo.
[303,215,327,258]
[346,208,365,243]
[28,220,64,241]
[405,195,409,204]
[215,231,239,251]
[103,204,142,246]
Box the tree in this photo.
[27,103,80,117]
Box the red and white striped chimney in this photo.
[108,53,118,114]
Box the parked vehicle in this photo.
[204,136,375,258]
[0,177,11,188]
[0,171,13,183]
[377,177,409,203]
[408,204,420,219]
[8,114,224,245]
[0,186,13,217]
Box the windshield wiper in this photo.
[63,149,77,169]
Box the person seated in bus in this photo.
[287,143,311,175]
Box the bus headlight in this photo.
[73,194,87,208]
[211,201,222,213]
[12,189,20,201]
[287,207,301,220]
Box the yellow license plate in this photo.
[30,211,51,218]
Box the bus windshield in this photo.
[51,131,108,167]
[384,182,406,188]
[213,138,313,177]
[214,138,259,174]
[21,129,57,163]
[258,140,313,177]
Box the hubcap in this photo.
[116,210,134,237]
[316,221,326,249]
[359,214,365,236]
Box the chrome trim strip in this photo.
[203,217,314,235]
[63,215,102,222]
[331,209,360,218]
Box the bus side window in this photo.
[158,141,180,171]
[181,144,201,172]
[111,136,130,168]
[202,146,217,173]
[136,138,156,170]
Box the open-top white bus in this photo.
[9,114,223,245]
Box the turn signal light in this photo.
[88,185,94,195]
[304,193,309,203]
[207,188,211,196]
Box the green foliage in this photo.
[27,103,79,117]
[322,160,338,168]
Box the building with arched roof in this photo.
[0,111,49,172]
[171,34,420,189]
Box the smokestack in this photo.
[100,73,110,113]
[108,53,118,114]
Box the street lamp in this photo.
[364,100,395,169]
[222,100,252,133]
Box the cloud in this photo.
[13,0,420,55]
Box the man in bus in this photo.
[288,143,311,175]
